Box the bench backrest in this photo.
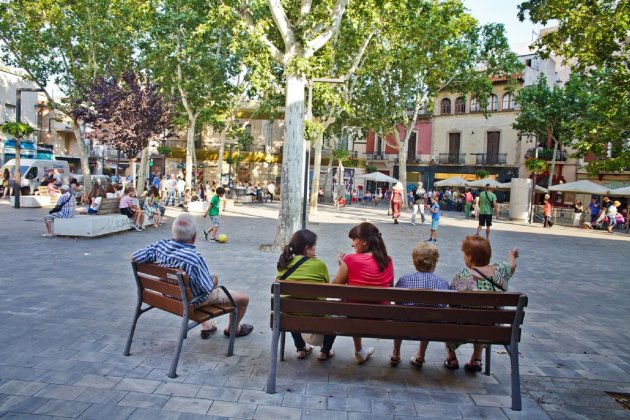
[271,281,527,345]
[132,262,226,324]
[38,186,50,196]
[98,198,121,215]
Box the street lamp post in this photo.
[14,88,46,209]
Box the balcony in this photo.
[365,152,385,161]
[438,153,466,164]
[525,148,568,161]
[472,153,507,165]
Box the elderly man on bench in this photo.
[42,184,75,237]
[131,213,253,338]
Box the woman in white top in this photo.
[105,183,117,199]
[88,188,105,214]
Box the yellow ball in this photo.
[216,233,228,243]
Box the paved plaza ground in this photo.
[0,199,629,419]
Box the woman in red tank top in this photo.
[333,222,394,364]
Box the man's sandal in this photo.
[390,355,401,367]
[464,358,483,372]
[443,356,459,370]
[200,325,218,339]
[296,345,313,359]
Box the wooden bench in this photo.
[267,281,528,411]
[124,262,238,378]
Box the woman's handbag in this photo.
[301,333,324,346]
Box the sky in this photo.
[462,0,545,48]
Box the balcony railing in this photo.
[438,153,466,164]
[472,153,507,165]
[365,152,385,161]
[525,148,568,161]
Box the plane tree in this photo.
[350,0,522,199]
[0,0,146,193]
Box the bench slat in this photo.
[142,291,217,323]
[136,263,182,278]
[275,281,525,306]
[196,303,236,318]
[139,276,181,297]
[275,314,513,344]
[277,298,519,324]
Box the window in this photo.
[470,97,481,112]
[487,131,500,164]
[448,133,461,155]
[3,104,15,122]
[441,98,451,114]
[455,97,466,114]
[488,94,498,112]
[502,93,515,110]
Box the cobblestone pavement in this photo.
[0,199,629,419]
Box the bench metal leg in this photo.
[266,284,281,394]
[506,343,522,411]
[484,344,491,376]
[280,331,286,361]
[123,301,144,356]
[226,307,238,357]
[169,315,190,378]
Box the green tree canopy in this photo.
[518,0,630,172]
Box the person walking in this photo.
[165,174,177,206]
[464,188,473,218]
[391,182,404,224]
[411,182,426,226]
[427,196,440,242]
[543,194,553,228]
[475,184,497,239]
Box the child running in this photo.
[427,196,440,242]
[203,187,225,241]
[390,242,449,367]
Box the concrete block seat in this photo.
[53,198,153,238]
[10,195,55,208]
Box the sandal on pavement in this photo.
[223,323,254,337]
[464,358,483,373]
[200,325,217,339]
[296,345,313,359]
[317,350,335,361]
[390,355,401,367]
[410,355,425,368]
[443,357,459,370]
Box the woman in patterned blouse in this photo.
[446,235,519,372]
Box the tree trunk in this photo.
[130,158,136,189]
[308,130,323,213]
[72,120,92,193]
[185,116,196,189]
[392,129,407,206]
[323,152,333,202]
[547,138,558,189]
[216,125,230,186]
[272,74,306,249]
[136,147,149,193]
